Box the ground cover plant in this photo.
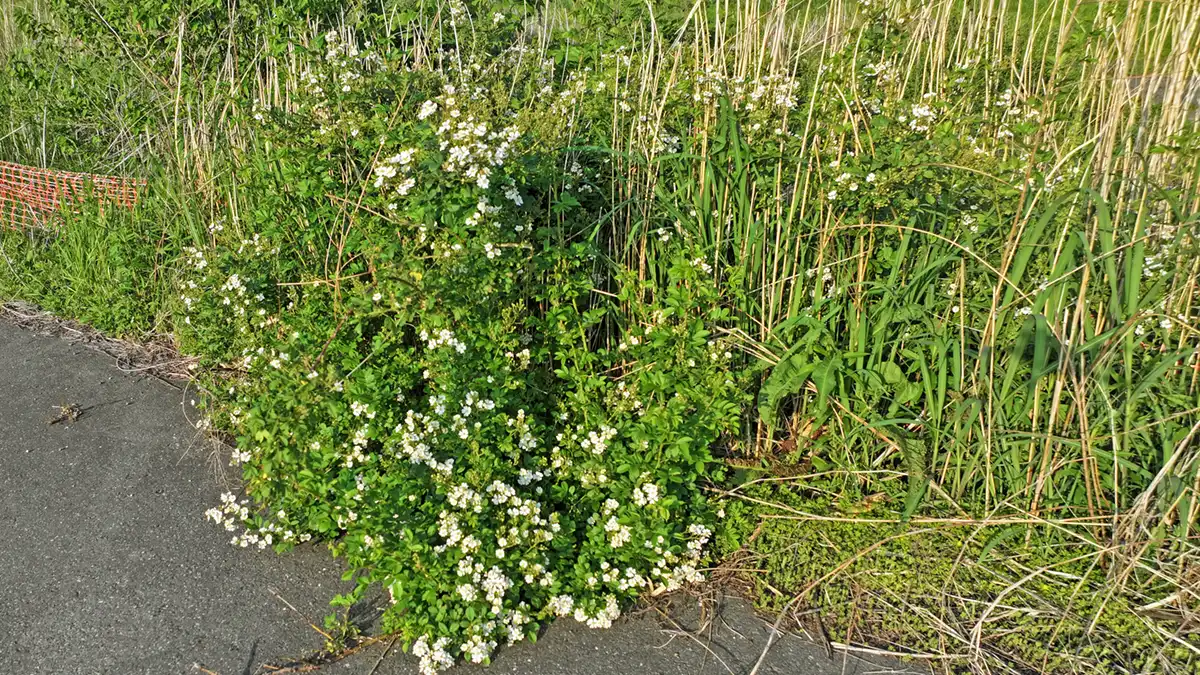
[2,0,1200,672]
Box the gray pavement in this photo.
[0,318,919,675]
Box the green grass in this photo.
[0,186,200,337]
[716,477,1194,673]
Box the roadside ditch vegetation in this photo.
[2,0,1199,672]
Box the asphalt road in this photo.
[0,317,917,675]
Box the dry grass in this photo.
[1,300,195,383]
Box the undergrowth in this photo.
[0,200,179,336]
[2,0,1199,672]
[717,478,1197,673]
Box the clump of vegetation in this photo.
[2,0,1199,672]
[717,477,1197,673]
[186,31,747,662]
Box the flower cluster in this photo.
[299,30,383,105]
[416,85,522,190]
[191,25,745,675]
[421,328,467,353]
[412,636,455,675]
[905,94,939,133]
[691,68,800,112]
[373,148,419,204]
[204,493,309,549]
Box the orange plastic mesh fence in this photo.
[0,161,146,232]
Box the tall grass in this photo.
[591,0,1199,499]
[585,0,1200,659]
[1,0,1198,667]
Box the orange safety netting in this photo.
[0,161,146,232]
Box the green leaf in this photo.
[878,360,906,386]
[898,436,929,522]
[978,526,1026,562]
[811,355,843,412]
[757,353,815,427]
[550,192,581,215]
[900,475,930,523]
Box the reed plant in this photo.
[1,0,1198,670]
[587,0,1200,668]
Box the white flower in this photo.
[412,636,455,675]
[632,482,660,506]
[574,595,621,628]
[482,566,511,610]
[604,515,632,547]
[503,183,523,206]
[461,634,496,664]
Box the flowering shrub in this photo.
[9,0,1198,671]
[183,29,747,672]
[168,13,1197,670]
